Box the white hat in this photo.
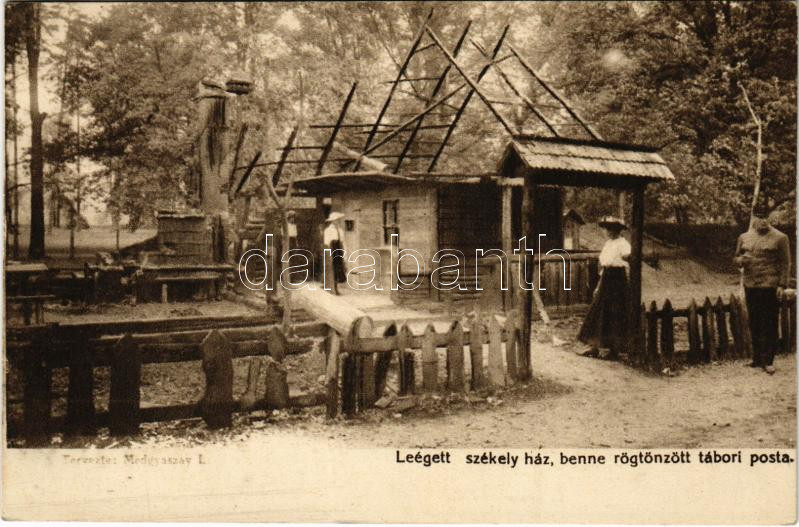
[598,215,626,230]
[326,212,345,222]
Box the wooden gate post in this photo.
[325,328,341,418]
[199,330,234,429]
[659,299,674,366]
[66,345,96,436]
[446,321,465,391]
[109,334,141,436]
[714,296,729,358]
[468,318,485,390]
[646,301,659,371]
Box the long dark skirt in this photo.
[577,267,630,356]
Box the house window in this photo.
[382,200,399,244]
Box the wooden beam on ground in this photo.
[357,9,433,170]
[394,20,472,174]
[508,44,603,141]
[428,25,509,171]
[317,82,357,175]
[471,39,559,137]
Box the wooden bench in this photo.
[153,272,222,303]
[7,295,56,325]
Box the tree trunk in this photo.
[12,60,20,259]
[26,4,45,260]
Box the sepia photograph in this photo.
[2,1,797,522]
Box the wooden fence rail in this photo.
[626,291,796,372]
[7,315,327,445]
[324,310,530,418]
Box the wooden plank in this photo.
[446,321,465,391]
[109,334,141,436]
[714,297,729,359]
[487,316,504,388]
[504,313,518,382]
[728,294,744,358]
[468,318,485,390]
[267,326,287,361]
[341,353,357,417]
[198,330,234,429]
[264,356,289,409]
[422,324,438,392]
[687,300,701,363]
[325,328,341,418]
[702,297,718,362]
[65,345,96,436]
[659,300,674,365]
[646,301,659,371]
[398,324,414,395]
[359,354,376,409]
[240,357,262,410]
[23,331,52,446]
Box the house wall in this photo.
[330,185,437,277]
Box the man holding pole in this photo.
[734,205,791,374]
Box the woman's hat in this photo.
[326,212,345,222]
[598,215,626,230]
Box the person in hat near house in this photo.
[577,216,632,359]
[734,205,791,374]
[323,211,347,294]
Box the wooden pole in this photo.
[317,82,357,175]
[629,186,645,330]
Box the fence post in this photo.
[66,346,96,436]
[373,324,395,401]
[397,324,416,395]
[359,353,376,410]
[340,352,357,417]
[504,313,519,382]
[264,356,289,409]
[702,297,718,362]
[109,333,141,436]
[714,296,729,358]
[325,327,341,418]
[267,326,287,362]
[646,301,659,371]
[24,329,52,446]
[199,330,234,429]
[487,316,504,388]
[687,299,700,363]
[728,294,744,358]
[240,357,262,410]
[446,321,465,391]
[660,299,674,366]
[469,318,485,390]
[422,324,438,392]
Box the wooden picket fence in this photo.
[626,291,796,372]
[324,310,530,417]
[7,314,327,445]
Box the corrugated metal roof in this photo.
[508,137,675,181]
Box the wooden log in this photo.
[728,294,744,358]
[325,328,341,418]
[421,324,438,392]
[198,330,234,429]
[240,357,262,410]
[646,301,659,371]
[714,296,729,358]
[659,300,674,365]
[65,347,96,436]
[702,297,718,362]
[264,356,289,409]
[267,326,287,361]
[687,300,701,363]
[23,331,52,446]
[340,353,357,417]
[487,316,504,388]
[291,285,374,339]
[446,321,465,391]
[109,334,141,436]
[504,313,518,382]
[468,318,485,390]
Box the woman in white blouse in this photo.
[577,216,631,359]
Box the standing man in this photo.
[734,207,791,374]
